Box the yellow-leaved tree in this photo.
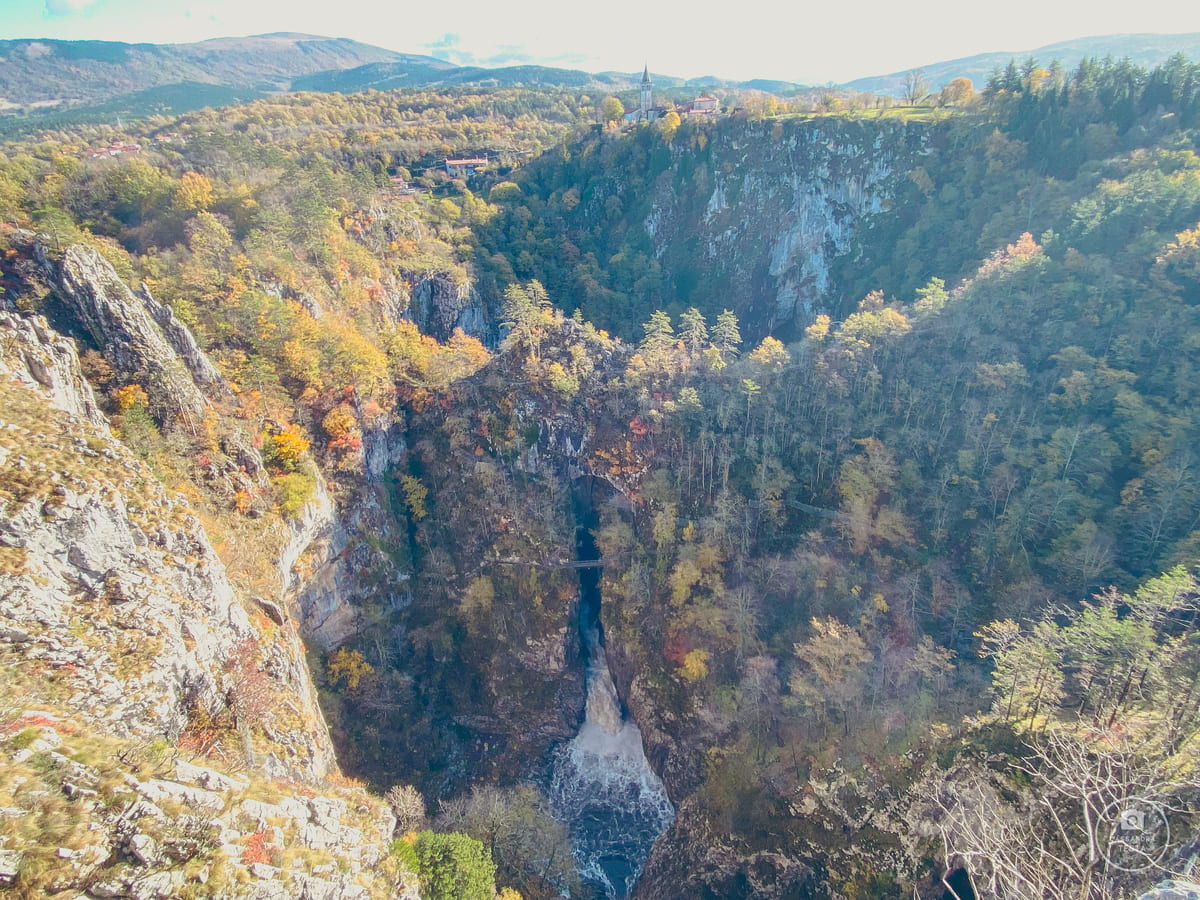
[836,437,913,554]
[172,171,214,212]
[789,617,872,736]
[401,475,428,520]
[327,648,373,691]
[268,424,309,471]
[680,648,710,683]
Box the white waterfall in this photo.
[579,641,625,735]
[549,629,675,898]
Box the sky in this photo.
[4,0,1200,84]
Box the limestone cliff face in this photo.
[279,472,361,650]
[308,346,592,789]
[516,413,591,479]
[0,309,333,777]
[0,303,412,898]
[643,118,925,336]
[408,269,488,341]
[284,410,410,651]
[0,309,106,427]
[8,232,273,502]
[140,280,229,394]
[0,723,410,900]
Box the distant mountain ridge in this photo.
[2,31,792,127]
[0,31,818,131]
[844,32,1200,95]
[290,61,808,95]
[290,60,616,93]
[0,32,433,109]
[5,30,1200,128]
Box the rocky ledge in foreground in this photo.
[0,717,411,900]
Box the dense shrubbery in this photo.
[409,830,497,900]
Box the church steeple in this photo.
[640,64,653,119]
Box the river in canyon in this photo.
[548,507,675,898]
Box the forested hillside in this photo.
[474,54,1200,342]
[3,55,1200,899]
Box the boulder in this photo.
[0,849,23,886]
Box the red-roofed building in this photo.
[84,142,142,160]
[445,157,489,177]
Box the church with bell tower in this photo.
[624,64,663,124]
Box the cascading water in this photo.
[550,631,675,897]
[549,497,674,898]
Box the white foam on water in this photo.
[550,633,675,897]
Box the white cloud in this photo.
[44,0,99,16]
[421,33,460,50]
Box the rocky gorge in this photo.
[4,73,1200,899]
[0,214,1082,900]
[0,230,666,899]
[0,239,413,899]
[474,115,931,342]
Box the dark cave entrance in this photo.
[941,867,976,900]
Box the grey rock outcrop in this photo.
[0,309,105,427]
[277,472,359,649]
[408,269,487,341]
[140,281,229,393]
[283,410,410,650]
[16,232,212,427]
[516,413,590,479]
[638,117,925,336]
[0,304,411,896]
[0,392,249,741]
[0,721,412,899]
[0,849,22,886]
[283,472,410,650]
[360,407,408,480]
[8,232,270,491]
[262,279,324,320]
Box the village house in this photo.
[84,142,142,160]
[389,175,418,197]
[684,96,720,116]
[444,157,489,177]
